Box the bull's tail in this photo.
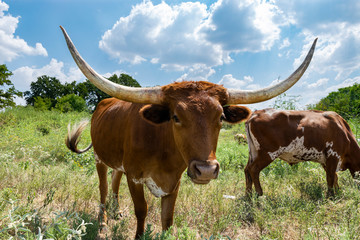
[66,120,93,154]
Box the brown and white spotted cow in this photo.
[245,108,360,196]
[234,133,247,145]
[61,25,316,238]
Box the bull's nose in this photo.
[188,160,220,184]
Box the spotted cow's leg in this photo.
[96,161,108,230]
[127,178,147,239]
[323,157,340,196]
[244,157,253,195]
[160,182,180,231]
[247,153,273,196]
[110,170,123,219]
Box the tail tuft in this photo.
[66,120,92,153]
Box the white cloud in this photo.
[99,1,219,68]
[218,74,260,90]
[277,0,360,89]
[177,64,215,81]
[103,70,129,78]
[11,59,83,92]
[99,0,289,72]
[293,23,360,83]
[201,0,291,52]
[279,38,290,49]
[0,1,47,62]
[306,78,329,89]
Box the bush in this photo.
[33,97,52,111]
[55,94,87,113]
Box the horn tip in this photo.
[59,26,67,36]
[313,38,318,46]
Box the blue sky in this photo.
[2,0,360,109]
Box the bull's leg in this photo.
[110,170,123,219]
[96,162,109,229]
[127,179,147,239]
[161,183,180,231]
[323,158,340,196]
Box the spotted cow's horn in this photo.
[227,38,317,104]
[60,26,164,104]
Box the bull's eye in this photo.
[172,115,180,123]
[220,114,225,122]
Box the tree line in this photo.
[309,83,360,120]
[1,63,360,119]
[0,64,140,112]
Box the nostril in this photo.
[194,164,202,176]
[214,164,219,175]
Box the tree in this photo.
[24,75,64,108]
[272,93,301,110]
[24,73,141,111]
[84,73,141,110]
[311,83,360,120]
[0,64,23,109]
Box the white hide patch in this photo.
[326,142,341,160]
[94,151,125,172]
[94,151,102,164]
[245,122,260,163]
[246,123,261,151]
[327,142,343,171]
[133,177,168,198]
[268,136,326,164]
[116,165,125,172]
[263,108,280,118]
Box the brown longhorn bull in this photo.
[245,109,360,196]
[61,26,316,238]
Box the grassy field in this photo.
[1,107,360,239]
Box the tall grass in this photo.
[1,107,360,239]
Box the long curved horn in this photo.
[227,38,317,104]
[60,26,163,104]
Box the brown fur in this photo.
[162,81,229,106]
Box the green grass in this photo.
[1,107,360,239]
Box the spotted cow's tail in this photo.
[66,120,93,154]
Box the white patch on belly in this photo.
[268,136,325,164]
[133,177,168,198]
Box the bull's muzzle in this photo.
[187,159,220,184]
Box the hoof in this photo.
[99,222,108,233]
[114,211,123,220]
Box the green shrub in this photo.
[33,96,52,111]
[55,94,87,113]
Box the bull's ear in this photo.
[140,104,171,124]
[223,105,251,123]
